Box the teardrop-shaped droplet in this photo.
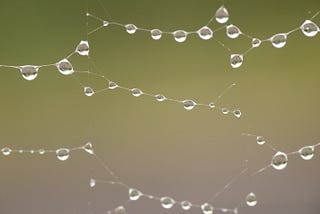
[57,59,74,75]
[131,88,143,97]
[183,100,196,110]
[230,54,243,68]
[151,29,163,40]
[84,86,94,96]
[76,40,90,56]
[299,146,314,160]
[1,147,12,156]
[222,107,230,114]
[201,203,214,214]
[226,24,241,39]
[215,5,229,24]
[300,20,319,37]
[56,148,70,161]
[252,38,262,48]
[129,188,143,201]
[180,201,192,210]
[103,20,109,27]
[19,65,39,81]
[173,30,188,43]
[246,192,257,207]
[83,142,94,154]
[38,149,45,155]
[89,178,96,188]
[270,33,287,48]
[155,94,166,102]
[198,26,213,40]
[233,109,241,118]
[271,151,288,170]
[160,197,175,209]
[125,24,137,34]
[108,81,118,89]
[256,136,266,145]
[115,206,126,214]
[209,102,216,109]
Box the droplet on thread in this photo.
[209,102,215,109]
[173,30,188,43]
[89,178,96,188]
[226,24,241,39]
[56,148,70,161]
[230,54,243,68]
[84,86,94,96]
[201,203,214,214]
[181,201,192,210]
[108,81,118,89]
[246,192,257,207]
[19,65,39,81]
[76,40,90,56]
[256,136,266,145]
[271,151,288,170]
[155,94,166,102]
[38,149,45,155]
[270,33,287,48]
[198,26,213,40]
[299,146,314,160]
[1,147,12,156]
[160,197,175,209]
[300,20,319,37]
[183,100,196,110]
[57,59,74,75]
[222,107,230,114]
[114,206,126,214]
[103,20,109,27]
[129,188,143,201]
[151,29,163,40]
[125,24,137,34]
[83,142,94,154]
[252,38,262,48]
[215,5,229,24]
[131,88,143,97]
[233,109,242,118]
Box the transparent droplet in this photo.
[56,148,70,161]
[30,150,35,154]
[38,149,45,155]
[84,86,94,96]
[233,109,242,118]
[57,59,74,75]
[151,29,162,40]
[222,107,230,114]
[233,208,239,214]
[18,150,23,154]
[131,88,143,97]
[183,100,196,110]
[230,54,243,68]
[209,102,215,109]
[300,20,319,37]
[83,142,94,154]
[155,94,166,102]
[125,24,137,34]
[180,201,192,210]
[271,151,288,170]
[160,197,175,209]
[103,20,109,27]
[108,81,118,89]
[1,147,12,156]
[256,136,266,145]
[198,26,213,40]
[252,38,262,48]
[215,5,229,24]
[90,178,96,188]
[246,192,257,207]
[201,203,214,214]
[19,65,39,81]
[299,146,314,160]
[221,208,228,212]
[270,33,287,48]
[76,40,90,56]
[226,24,241,39]
[129,188,143,201]
[173,30,188,43]
[115,206,126,214]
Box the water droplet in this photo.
[129,188,143,201]
[270,33,287,48]
[19,65,39,81]
[230,54,243,68]
[18,150,23,153]
[131,88,143,97]
[30,150,35,154]
[215,6,229,24]
[173,30,188,43]
[115,206,126,214]
[180,201,192,210]
[84,86,94,96]
[300,20,319,37]
[155,94,166,102]
[246,192,257,207]
[221,208,228,212]
[209,102,215,109]
[90,178,96,188]
[198,26,213,40]
[56,148,70,161]
[226,24,241,39]
[125,24,137,34]
[108,81,118,89]
[271,151,288,170]
[183,100,196,110]
[252,38,262,48]
[151,29,162,40]
[160,197,175,209]
[83,142,94,154]
[1,147,12,156]
[103,20,109,27]
[233,109,241,118]
[38,149,45,155]
[299,146,314,160]
[222,107,230,114]
[76,40,90,56]
[233,208,239,214]
[201,203,214,214]
[256,136,265,145]
[57,59,74,75]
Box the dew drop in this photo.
[300,20,319,37]
[38,149,45,155]
[129,188,143,201]
[173,30,188,43]
[19,65,39,81]
[256,136,266,145]
[230,54,243,68]
[125,24,137,34]
[233,208,239,214]
[89,178,96,188]
[155,94,166,102]
[181,201,192,210]
[1,147,12,156]
[151,29,162,40]
[30,150,35,154]
[198,26,213,40]
[271,151,288,170]
[115,206,126,214]
[76,40,90,56]
[222,107,230,114]
[183,100,196,110]
[246,192,257,207]
[270,33,287,48]
[215,5,229,24]
[299,146,314,160]
[57,59,74,75]
[252,38,262,48]
[103,20,109,27]
[233,109,241,118]
[84,86,94,96]
[83,142,94,155]
[226,24,241,39]
[201,203,214,214]
[56,148,70,161]
[131,88,143,97]
[160,197,175,209]
[108,81,118,89]
[209,102,216,109]
[18,150,23,153]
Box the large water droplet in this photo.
[1,147,12,156]
[226,24,241,39]
[56,148,70,161]
[83,142,94,154]
[173,30,188,43]
[57,59,74,75]
[160,197,175,209]
[271,151,288,170]
[129,188,143,201]
[151,29,162,40]
[201,203,214,214]
[180,201,192,210]
[233,109,241,118]
[84,86,94,96]
[76,40,90,56]
[230,54,243,68]
[246,192,257,207]
[90,178,96,188]
[198,26,213,40]
[301,20,319,37]
[131,88,143,97]
[252,38,262,48]
[183,100,196,110]
[108,81,118,89]
[19,65,39,81]
[215,6,229,24]
[299,146,314,160]
[270,33,287,48]
[125,24,137,34]
[256,136,266,145]
[155,94,166,102]
[115,206,126,214]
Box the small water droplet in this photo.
[226,24,241,39]
[131,88,143,97]
[103,20,109,27]
[83,142,94,154]
[270,33,287,48]
[271,151,288,170]
[246,192,257,207]
[89,178,96,188]
[108,81,118,89]
[233,109,241,118]
[221,208,228,212]
[57,59,74,75]
[84,86,94,96]
[300,20,319,37]
[38,149,45,155]
[151,29,162,40]
[125,24,137,34]
[173,30,188,43]
[201,203,214,214]
[30,150,35,154]
[56,148,70,161]
[233,208,239,214]
[256,136,266,145]
[183,100,196,110]
[129,188,143,201]
[1,147,12,156]
[230,54,243,68]
[252,38,262,48]
[198,26,213,40]
[160,197,175,209]
[115,206,126,214]
[76,40,90,56]
[180,201,192,210]
[155,94,166,102]
[215,6,229,24]
[299,146,314,160]
[19,65,39,81]
[18,150,23,153]
[209,102,215,109]
[222,107,230,114]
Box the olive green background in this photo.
[0,0,319,213]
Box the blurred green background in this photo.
[0,0,319,213]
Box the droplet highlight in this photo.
[129,188,143,201]
[215,6,229,24]
[300,20,319,37]
[131,88,143,97]
[270,33,287,48]
[151,29,162,40]
[256,136,266,145]
[271,151,288,170]
[230,54,243,68]
[56,148,70,161]
[160,197,175,209]
[1,147,12,156]
[299,146,314,160]
[76,40,90,56]
[173,30,188,43]
[183,100,196,110]
[155,94,166,102]
[84,86,94,96]
[246,192,257,207]
[19,65,39,81]
[226,24,241,39]
[252,38,262,48]
[90,178,96,188]
[181,201,192,210]
[125,24,137,34]
[57,59,74,75]
[233,109,241,118]
[108,81,118,89]
[83,142,94,155]
[201,203,214,214]
[198,26,213,40]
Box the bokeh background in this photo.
[0,0,319,213]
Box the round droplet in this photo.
[57,59,74,75]
[76,40,90,56]
[198,26,213,40]
[233,208,239,214]
[160,197,175,209]
[151,29,162,40]
[19,65,39,81]
[215,5,229,24]
[90,178,96,188]
[30,150,35,154]
[300,20,319,37]
[233,109,241,118]
[131,88,143,97]
[173,30,188,43]
[56,148,70,161]
[246,192,257,207]
[1,147,12,156]
[230,54,243,68]
[108,81,118,89]
[222,107,229,114]
[155,94,166,102]
[84,86,94,96]
[18,150,23,153]
[103,20,109,27]
[299,146,314,160]
[270,33,287,48]
[209,102,215,109]
[180,201,192,210]
[226,24,241,39]
[271,151,288,170]
[83,142,94,154]
[256,136,266,145]
[252,38,262,48]
[129,188,143,201]
[125,24,137,34]
[115,206,126,214]
[183,100,196,110]
[38,149,45,155]
[201,203,214,214]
